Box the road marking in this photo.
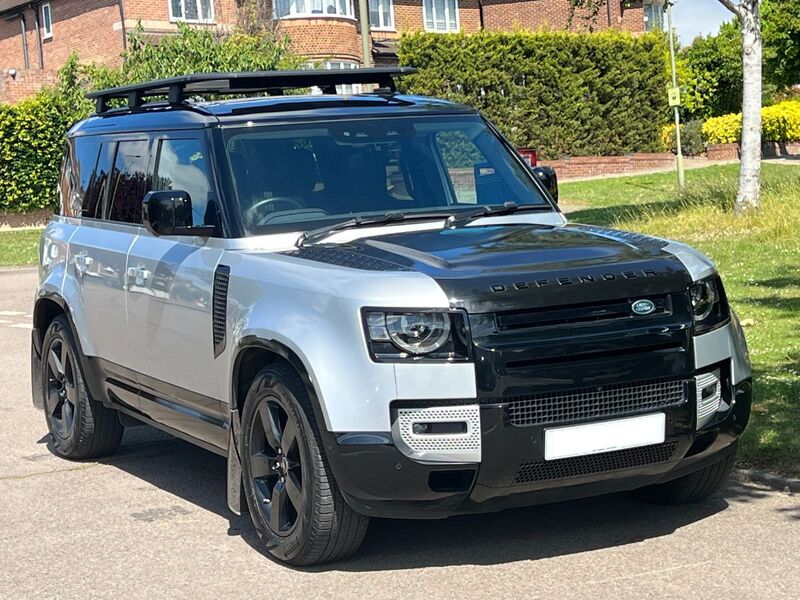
[0,319,10,324]
[0,311,25,316]
[8,323,32,329]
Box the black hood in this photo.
[287,223,692,313]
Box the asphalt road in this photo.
[1,267,798,599]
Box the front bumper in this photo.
[327,379,752,519]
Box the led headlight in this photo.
[364,310,470,361]
[689,276,730,334]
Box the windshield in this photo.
[223,114,551,235]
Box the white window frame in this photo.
[273,0,356,20]
[369,0,395,31]
[422,0,460,33]
[41,2,53,40]
[169,0,215,24]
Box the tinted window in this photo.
[154,138,213,227]
[108,140,151,224]
[83,142,114,219]
[224,116,549,235]
[58,143,74,216]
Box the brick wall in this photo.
[121,0,240,34]
[707,142,800,161]
[539,152,675,179]
[0,68,59,103]
[278,17,362,62]
[0,1,124,73]
[482,0,645,33]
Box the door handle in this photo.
[126,266,152,288]
[74,253,93,277]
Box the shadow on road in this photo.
[62,424,784,571]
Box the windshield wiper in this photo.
[446,201,551,229]
[296,211,453,247]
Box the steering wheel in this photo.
[245,197,305,227]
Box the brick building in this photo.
[0,0,665,102]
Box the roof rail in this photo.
[85,67,418,114]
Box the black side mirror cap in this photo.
[143,190,215,237]
[532,166,559,204]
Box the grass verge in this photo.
[0,229,41,268]
[563,164,800,477]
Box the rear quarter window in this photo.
[107,140,152,224]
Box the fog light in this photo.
[412,423,430,435]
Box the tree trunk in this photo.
[735,1,762,213]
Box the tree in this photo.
[718,0,762,212]
[762,0,800,89]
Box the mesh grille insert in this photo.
[514,441,679,484]
[503,378,687,427]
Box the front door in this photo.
[124,135,227,450]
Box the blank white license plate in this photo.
[544,413,666,461]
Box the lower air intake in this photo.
[392,405,481,463]
[514,441,679,485]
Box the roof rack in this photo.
[86,67,418,114]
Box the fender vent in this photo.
[212,265,230,357]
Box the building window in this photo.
[41,3,53,39]
[369,0,394,30]
[643,0,665,32]
[274,0,355,19]
[170,0,215,23]
[423,0,459,32]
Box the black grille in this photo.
[496,295,672,331]
[212,265,230,357]
[514,441,679,484]
[503,378,686,427]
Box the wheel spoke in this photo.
[62,400,74,435]
[281,418,298,455]
[60,343,69,380]
[250,452,272,480]
[48,348,64,380]
[269,481,289,532]
[47,388,62,416]
[284,471,302,510]
[64,381,78,406]
[257,402,282,451]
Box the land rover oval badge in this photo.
[632,299,656,315]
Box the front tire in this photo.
[241,363,369,565]
[633,450,736,505]
[41,315,124,459]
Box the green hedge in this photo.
[703,100,800,145]
[0,90,83,213]
[398,30,669,160]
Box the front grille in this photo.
[514,441,679,484]
[495,294,672,331]
[503,378,687,427]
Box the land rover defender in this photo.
[32,68,752,565]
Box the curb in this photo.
[735,468,800,494]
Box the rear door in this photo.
[125,133,226,450]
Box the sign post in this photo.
[666,1,685,194]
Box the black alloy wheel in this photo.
[249,397,305,536]
[45,337,78,440]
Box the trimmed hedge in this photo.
[703,100,800,144]
[0,89,83,213]
[398,30,669,160]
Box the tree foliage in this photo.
[762,0,800,89]
[398,30,669,159]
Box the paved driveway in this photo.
[1,267,798,599]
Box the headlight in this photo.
[364,310,470,361]
[689,277,730,334]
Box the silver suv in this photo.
[32,69,753,565]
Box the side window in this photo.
[107,140,152,224]
[434,131,486,204]
[71,138,100,218]
[154,138,213,227]
[83,142,114,219]
[57,143,74,216]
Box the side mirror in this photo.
[532,166,559,204]
[142,190,215,237]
